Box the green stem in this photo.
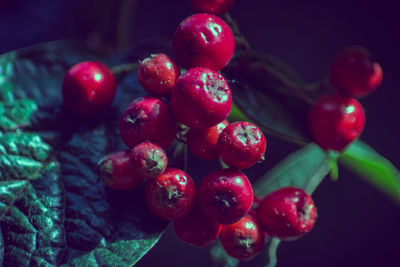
[111,63,139,77]
[266,238,281,267]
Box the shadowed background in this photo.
[1,0,399,266]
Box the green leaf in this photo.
[0,41,169,266]
[224,51,312,144]
[339,140,400,203]
[254,143,330,197]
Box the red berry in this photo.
[173,13,235,70]
[138,53,181,96]
[99,150,141,190]
[218,121,266,169]
[308,94,365,151]
[257,187,317,241]
[187,120,229,160]
[130,142,167,181]
[144,168,196,220]
[173,205,222,248]
[198,169,253,224]
[119,96,177,149]
[62,61,117,117]
[190,0,234,15]
[220,214,265,261]
[170,67,232,128]
[329,46,383,98]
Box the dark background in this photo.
[1,0,399,266]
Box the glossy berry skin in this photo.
[257,187,317,241]
[308,94,365,151]
[99,150,141,190]
[187,120,229,160]
[173,13,235,70]
[190,0,234,15]
[220,214,265,261]
[138,53,181,96]
[329,46,383,98]
[119,96,177,149]
[130,142,167,181]
[173,205,222,248]
[198,169,253,224]
[62,61,117,117]
[145,168,196,220]
[218,121,266,169]
[170,67,232,128]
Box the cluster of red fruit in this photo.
[60,0,321,262]
[309,46,383,151]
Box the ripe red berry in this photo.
[119,96,177,149]
[173,205,222,248]
[173,13,235,70]
[198,169,253,224]
[257,187,317,241]
[187,120,229,160]
[99,150,141,190]
[62,61,117,117]
[220,214,265,261]
[138,53,181,96]
[329,46,383,98]
[130,142,167,181]
[308,94,365,151]
[218,121,266,169]
[145,168,196,220]
[170,67,232,128]
[190,0,234,15]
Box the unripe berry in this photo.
[257,187,317,241]
[145,168,196,220]
[170,67,232,128]
[190,0,234,15]
[220,214,265,261]
[308,94,365,151]
[119,96,177,149]
[198,169,253,224]
[218,121,266,169]
[187,120,229,160]
[173,205,222,248]
[130,142,167,181]
[329,46,383,98]
[173,13,235,70]
[62,61,116,117]
[99,150,141,190]
[138,53,180,96]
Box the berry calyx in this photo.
[173,205,222,248]
[329,46,383,98]
[198,169,253,224]
[119,96,177,149]
[130,142,167,181]
[62,61,117,117]
[220,214,265,261]
[99,150,141,190]
[173,13,235,70]
[170,67,232,128]
[187,120,229,160]
[145,168,196,220]
[257,187,317,241]
[218,121,266,169]
[138,53,181,96]
[190,0,234,15]
[308,94,365,151]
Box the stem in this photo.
[224,13,251,60]
[266,238,281,267]
[111,63,139,77]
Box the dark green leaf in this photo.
[0,41,169,266]
[339,140,400,204]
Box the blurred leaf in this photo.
[339,140,400,204]
[0,41,169,266]
[210,240,239,267]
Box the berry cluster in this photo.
[309,46,383,151]
[61,0,319,262]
